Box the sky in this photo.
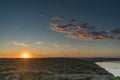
[0,0,120,58]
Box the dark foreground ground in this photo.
[0,58,120,80]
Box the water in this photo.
[96,61,120,76]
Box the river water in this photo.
[96,61,120,76]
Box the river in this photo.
[96,61,120,76]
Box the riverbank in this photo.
[96,61,120,77]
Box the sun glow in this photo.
[21,53,30,58]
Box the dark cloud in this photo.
[108,28,120,34]
[118,37,120,40]
[69,18,75,22]
[50,16,120,40]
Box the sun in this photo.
[21,53,30,58]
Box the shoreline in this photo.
[96,61,120,77]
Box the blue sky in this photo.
[0,0,120,58]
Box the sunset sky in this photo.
[0,0,120,58]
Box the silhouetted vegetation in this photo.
[82,58,120,62]
[0,58,118,80]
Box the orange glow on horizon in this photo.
[21,53,30,58]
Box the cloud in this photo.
[36,41,44,45]
[11,41,29,47]
[52,16,64,21]
[50,16,120,40]
[64,44,71,47]
[118,37,120,39]
[53,44,71,48]
[69,18,75,22]
[54,43,61,48]
[50,23,68,33]
[108,28,120,34]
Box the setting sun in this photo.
[22,53,30,58]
